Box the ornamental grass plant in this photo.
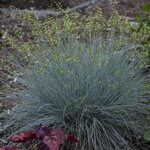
[2,37,148,150]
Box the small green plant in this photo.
[144,2,150,12]
[2,38,148,150]
[131,2,150,69]
[144,131,150,141]
[4,6,150,68]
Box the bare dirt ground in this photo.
[0,0,150,148]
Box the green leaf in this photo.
[130,22,140,31]
[145,84,150,90]
[144,131,150,141]
[144,3,150,12]
[145,105,150,111]
[147,99,150,104]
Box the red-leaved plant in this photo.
[0,125,78,150]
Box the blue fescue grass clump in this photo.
[4,38,148,149]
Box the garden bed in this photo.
[0,0,150,149]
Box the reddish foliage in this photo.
[66,134,79,143]
[10,131,37,143]
[8,125,78,150]
[0,147,21,150]
[36,125,78,150]
[36,125,50,139]
[42,128,65,150]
